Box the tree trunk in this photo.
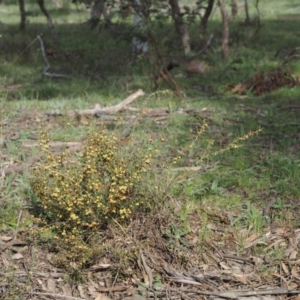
[244,0,250,25]
[37,0,56,39]
[200,0,215,35]
[19,0,26,30]
[169,0,190,56]
[132,0,149,57]
[218,0,229,59]
[90,0,102,20]
[231,0,238,18]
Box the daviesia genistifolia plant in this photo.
[30,129,151,267]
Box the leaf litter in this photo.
[227,66,300,95]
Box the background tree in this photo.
[169,0,191,56]
[200,0,215,35]
[218,0,229,59]
[231,0,238,19]
[244,0,250,25]
[18,0,55,39]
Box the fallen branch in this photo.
[97,286,128,292]
[37,35,69,79]
[26,292,84,300]
[140,251,153,288]
[171,166,203,172]
[1,271,65,278]
[209,288,300,299]
[22,141,82,149]
[65,89,145,117]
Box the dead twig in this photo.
[108,267,120,297]
[65,89,145,117]
[221,255,253,263]
[97,286,127,292]
[263,198,277,218]
[26,292,84,300]
[13,210,23,241]
[37,35,69,79]
[170,288,300,300]
[140,251,153,288]
[22,141,82,149]
[171,166,203,172]
[213,288,300,298]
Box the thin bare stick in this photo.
[171,166,203,172]
[187,33,214,61]
[37,35,69,78]
[13,210,23,240]
[109,267,120,297]
[140,251,153,288]
[101,89,145,112]
[66,89,145,116]
[1,271,65,278]
[26,292,84,300]
[212,289,300,298]
[221,255,253,263]
[171,288,300,299]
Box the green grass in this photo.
[1,0,300,295]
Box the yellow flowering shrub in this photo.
[30,129,150,268]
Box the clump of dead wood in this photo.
[227,66,300,95]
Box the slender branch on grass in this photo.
[140,251,153,288]
[37,35,69,79]
[13,210,23,241]
[213,288,300,298]
[168,288,300,299]
[262,198,277,218]
[65,89,145,117]
[171,166,203,172]
[1,271,65,278]
[108,267,120,297]
[221,255,253,263]
[26,292,84,300]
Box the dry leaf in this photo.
[47,276,56,293]
[289,250,298,260]
[291,266,300,280]
[245,232,261,244]
[219,262,230,270]
[12,253,23,260]
[90,264,111,271]
[230,83,246,94]
[62,284,73,296]
[78,285,86,298]
[287,281,299,290]
[94,293,113,300]
[88,285,98,297]
[37,279,47,291]
[232,273,249,284]
[281,262,290,275]
[1,235,13,242]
